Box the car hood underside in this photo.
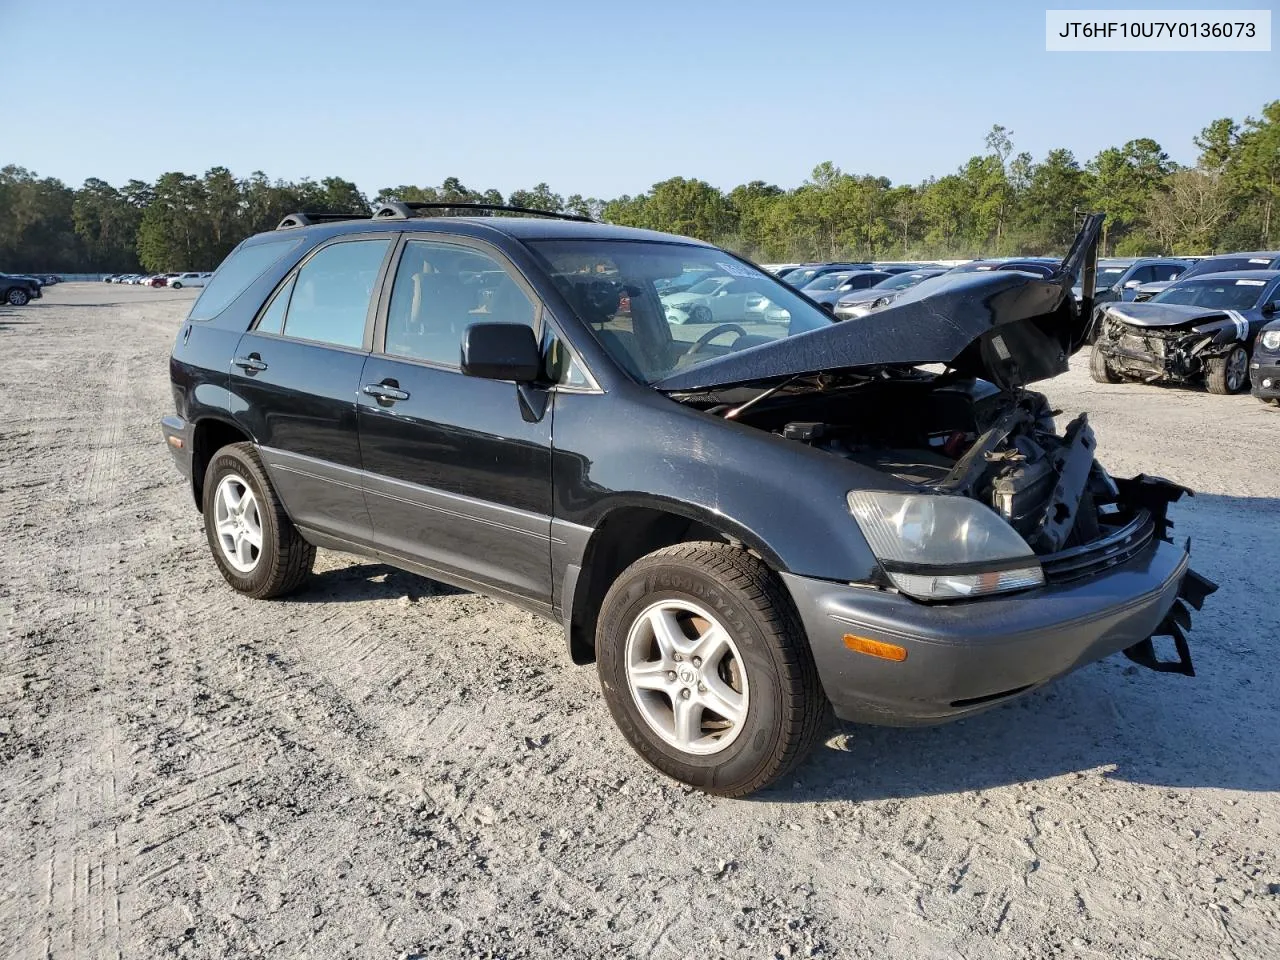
[656,215,1103,394]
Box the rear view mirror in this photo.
[461,323,542,383]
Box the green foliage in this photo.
[2,101,1276,272]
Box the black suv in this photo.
[1,272,42,306]
[163,205,1214,797]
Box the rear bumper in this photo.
[783,537,1199,726]
[1250,360,1280,399]
[160,414,193,482]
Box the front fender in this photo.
[551,385,898,583]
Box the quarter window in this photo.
[280,238,391,348]
[384,240,536,366]
[255,274,296,335]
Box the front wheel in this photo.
[595,542,828,797]
[6,288,29,306]
[171,281,182,289]
[202,442,315,598]
[1090,346,1120,383]
[1205,345,1249,395]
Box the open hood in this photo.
[656,215,1104,393]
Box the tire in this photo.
[6,288,29,306]
[1260,397,1279,408]
[201,442,315,598]
[689,304,713,324]
[171,281,182,289]
[595,541,828,797]
[1205,345,1249,395]
[1090,346,1120,383]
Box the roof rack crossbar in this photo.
[276,211,369,230]
[374,201,594,223]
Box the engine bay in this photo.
[714,374,1126,556]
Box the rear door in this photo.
[357,235,555,602]
[230,234,395,544]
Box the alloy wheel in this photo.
[624,599,750,755]
[213,473,263,573]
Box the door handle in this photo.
[233,354,268,372]
[362,382,410,402]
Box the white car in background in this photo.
[169,272,209,289]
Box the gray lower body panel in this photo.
[782,538,1191,726]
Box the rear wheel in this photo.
[1090,346,1120,383]
[202,442,315,598]
[596,542,828,797]
[1205,345,1249,395]
[6,288,29,306]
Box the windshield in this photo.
[1182,256,1275,279]
[683,277,728,295]
[874,271,935,291]
[802,272,853,292]
[530,240,834,384]
[782,268,820,286]
[1151,277,1270,310]
[1095,266,1128,289]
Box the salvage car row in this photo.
[104,271,212,288]
[765,252,1280,407]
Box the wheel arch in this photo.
[190,416,255,510]
[562,499,788,666]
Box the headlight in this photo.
[847,491,1043,600]
[1262,330,1280,351]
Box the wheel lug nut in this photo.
[667,671,677,681]
[673,653,682,662]
[680,688,691,699]
[692,657,702,667]
[698,682,706,693]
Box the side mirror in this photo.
[1262,301,1279,316]
[461,322,542,383]
[1123,279,1143,289]
[821,302,837,315]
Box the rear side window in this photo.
[281,239,392,348]
[189,238,300,321]
[1152,264,1185,281]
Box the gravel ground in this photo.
[2,282,1278,960]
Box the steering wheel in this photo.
[682,323,748,360]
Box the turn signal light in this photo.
[842,634,907,662]
[166,435,184,449]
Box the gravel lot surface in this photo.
[2,283,1278,960]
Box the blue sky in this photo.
[3,0,1275,198]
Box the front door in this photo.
[357,236,554,602]
[230,235,395,544]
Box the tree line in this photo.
[2,100,1276,274]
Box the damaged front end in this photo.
[1094,303,1247,384]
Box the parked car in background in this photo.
[872,262,943,275]
[1132,252,1280,301]
[833,269,949,319]
[661,276,789,325]
[151,273,181,287]
[0,272,43,305]
[948,257,1061,278]
[170,272,210,289]
[779,262,872,287]
[1079,258,1194,341]
[161,205,1213,797]
[1251,317,1280,407]
[801,270,893,307]
[1092,270,1280,394]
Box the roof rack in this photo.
[371,200,594,223]
[275,211,368,230]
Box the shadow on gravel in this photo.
[769,492,1280,802]
[286,563,468,604]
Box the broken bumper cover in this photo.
[783,537,1215,726]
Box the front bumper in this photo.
[160,414,193,482]
[1250,359,1280,400]
[783,537,1204,726]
